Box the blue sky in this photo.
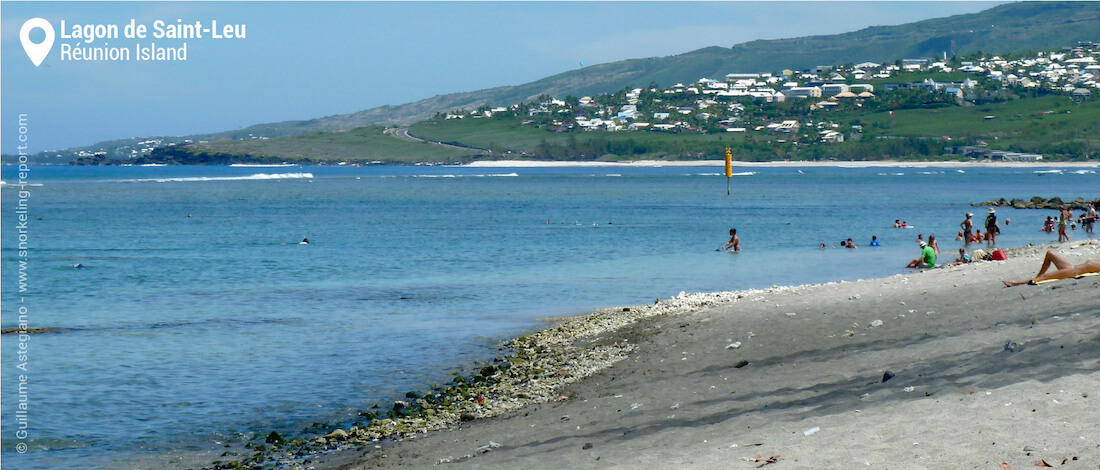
[1,1,1007,155]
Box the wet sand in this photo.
[296,241,1099,469]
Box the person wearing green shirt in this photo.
[906,241,936,268]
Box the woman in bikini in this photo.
[1002,250,1100,287]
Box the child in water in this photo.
[720,228,740,253]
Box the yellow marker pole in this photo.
[724,147,733,195]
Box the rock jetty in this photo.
[973,196,1100,210]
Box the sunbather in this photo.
[1002,249,1100,287]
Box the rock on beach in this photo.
[283,241,1100,470]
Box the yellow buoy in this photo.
[724,147,733,195]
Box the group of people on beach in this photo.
[907,209,1005,270]
[717,208,1095,288]
[1042,204,1098,241]
[957,209,1002,246]
[910,205,1100,286]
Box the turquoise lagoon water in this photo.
[1,164,1097,468]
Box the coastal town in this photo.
[37,42,1100,165]
[439,42,1097,161]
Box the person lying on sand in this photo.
[1002,249,1100,287]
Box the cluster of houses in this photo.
[446,42,1098,147]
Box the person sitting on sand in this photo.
[1002,250,1100,287]
[947,248,970,267]
[720,228,740,253]
[906,241,936,269]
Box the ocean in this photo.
[2,163,1098,468]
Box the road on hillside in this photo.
[385,127,490,153]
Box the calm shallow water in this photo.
[2,164,1097,468]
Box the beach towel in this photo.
[1031,272,1099,285]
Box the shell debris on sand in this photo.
[258,286,819,468]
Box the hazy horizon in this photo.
[2,1,1008,155]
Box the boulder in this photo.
[323,428,348,441]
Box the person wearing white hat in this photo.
[960,212,974,245]
[984,208,999,246]
[906,240,937,269]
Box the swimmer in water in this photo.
[719,228,740,253]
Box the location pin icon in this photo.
[21,18,55,67]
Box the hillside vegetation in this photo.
[162,92,1098,164]
[17,1,1100,164]
[146,127,483,165]
[414,95,1100,161]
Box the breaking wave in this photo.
[118,173,314,183]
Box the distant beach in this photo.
[465,159,1100,169]
[302,240,1100,470]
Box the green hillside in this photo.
[20,1,1100,164]
[157,91,1098,164]
[302,1,1100,126]
[150,127,484,165]
[407,96,1100,161]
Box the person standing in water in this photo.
[985,208,999,246]
[960,212,974,245]
[1086,204,1097,234]
[1057,206,1072,243]
[720,228,740,253]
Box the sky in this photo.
[1,1,1010,155]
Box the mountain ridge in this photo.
[18,1,1100,162]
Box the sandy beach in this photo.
[464,160,1100,169]
[289,240,1100,470]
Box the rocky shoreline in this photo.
[201,288,797,469]
[974,196,1100,211]
[197,241,1100,470]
